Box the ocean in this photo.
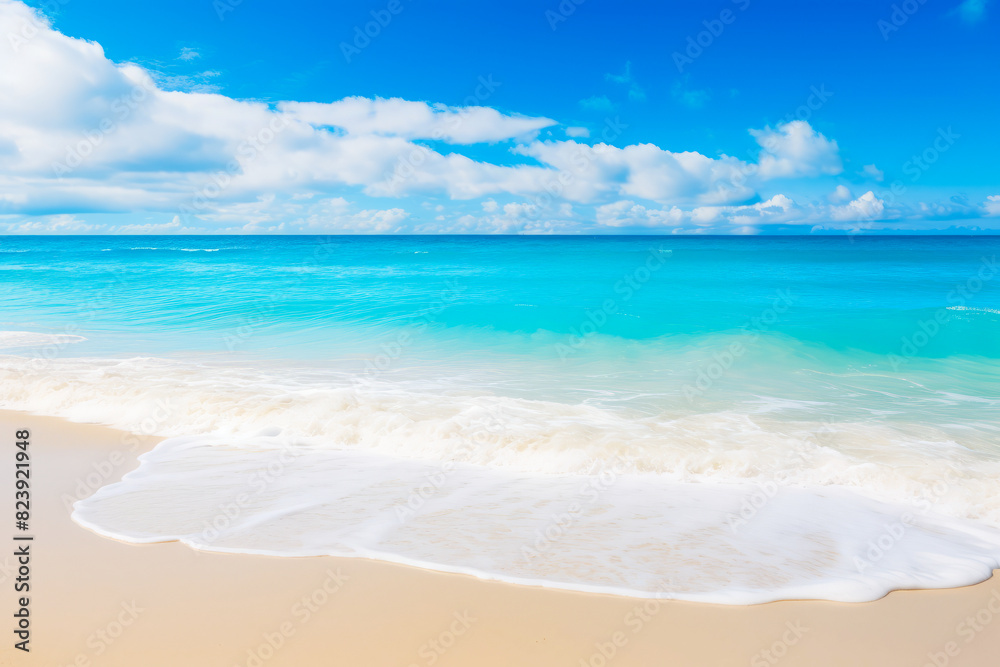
[2,235,999,603]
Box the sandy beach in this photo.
[0,409,996,667]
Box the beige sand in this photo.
[1,409,999,667]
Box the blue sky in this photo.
[0,0,997,233]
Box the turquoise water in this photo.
[3,235,1000,602]
[2,235,998,359]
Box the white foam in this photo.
[2,355,999,525]
[73,435,1000,603]
[948,306,1000,315]
[3,354,999,601]
[126,247,221,251]
[0,331,86,349]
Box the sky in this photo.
[0,0,997,234]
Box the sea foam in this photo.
[73,433,1000,604]
[2,353,1000,602]
[0,331,86,349]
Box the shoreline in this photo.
[3,408,1000,666]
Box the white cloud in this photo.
[295,200,410,233]
[983,195,1000,217]
[830,184,852,203]
[565,126,589,138]
[860,164,884,181]
[436,201,577,234]
[280,97,556,144]
[178,47,200,61]
[688,194,799,227]
[0,1,560,214]
[0,213,92,233]
[752,120,842,179]
[514,140,755,205]
[595,200,685,227]
[596,194,798,229]
[830,191,885,222]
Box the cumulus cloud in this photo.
[830,184,852,203]
[595,194,798,229]
[684,194,799,227]
[514,140,755,205]
[595,200,685,227]
[597,191,997,234]
[752,120,842,179]
[285,197,410,233]
[280,97,556,144]
[0,1,558,216]
[830,191,885,222]
[0,213,93,233]
[859,164,884,181]
[590,190,988,233]
[437,201,577,234]
[983,195,1000,217]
